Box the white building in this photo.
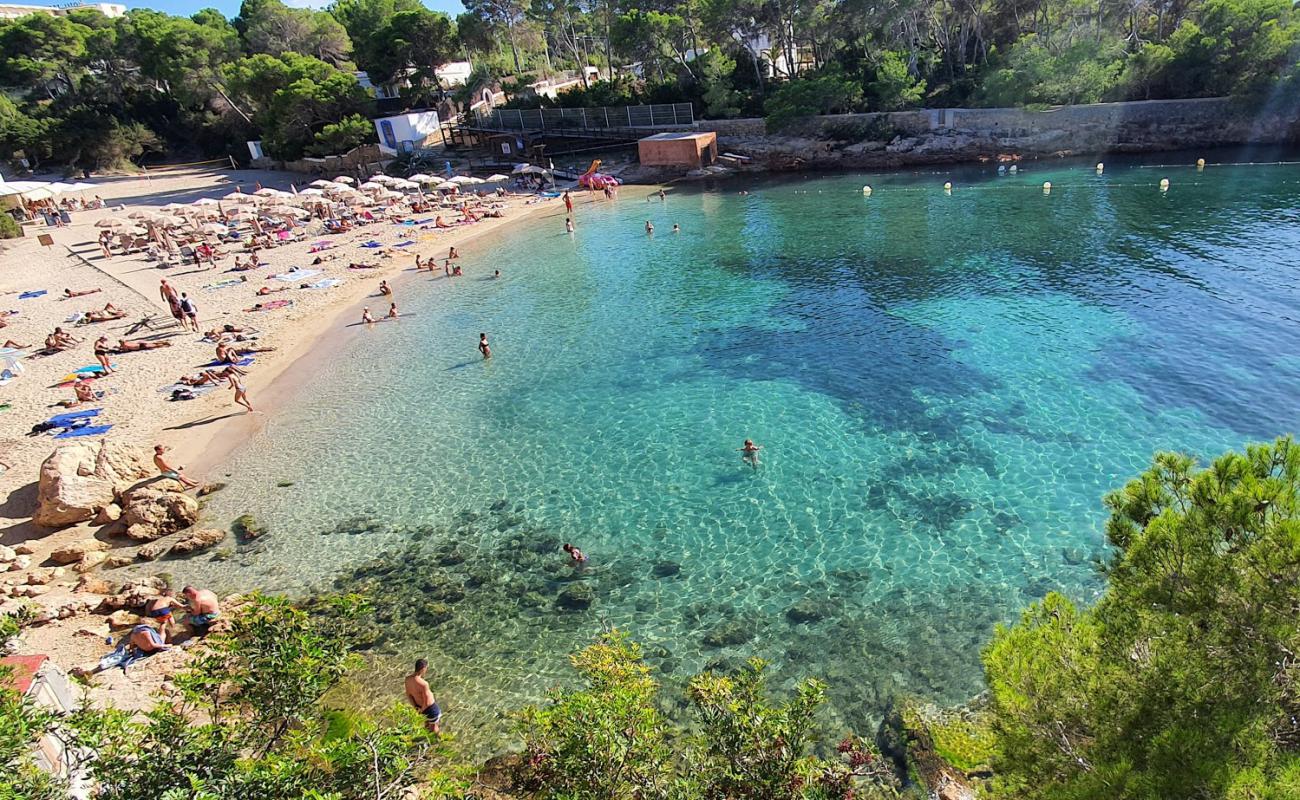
[435,61,473,87]
[374,110,441,156]
[0,2,125,19]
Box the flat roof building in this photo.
[637,131,718,170]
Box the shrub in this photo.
[0,212,19,240]
[307,113,374,157]
[764,68,864,132]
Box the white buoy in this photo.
[862,185,872,196]
[1160,177,1170,192]
[1196,158,1206,171]
[1096,162,1104,173]
[997,165,1006,174]
[943,181,952,194]
[1009,165,1018,174]
[1042,181,1052,194]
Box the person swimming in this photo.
[645,220,654,234]
[672,224,680,234]
[562,543,587,564]
[738,439,762,469]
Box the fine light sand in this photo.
[0,166,611,701]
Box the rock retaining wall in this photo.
[691,97,1300,171]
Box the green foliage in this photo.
[764,67,864,132]
[0,665,62,800]
[868,51,926,111]
[0,212,20,240]
[519,630,898,800]
[700,50,744,119]
[359,7,456,93]
[983,437,1300,799]
[308,113,373,156]
[63,594,460,800]
[980,35,1125,106]
[911,705,996,774]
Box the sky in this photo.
[44,0,466,19]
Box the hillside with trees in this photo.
[0,0,1297,169]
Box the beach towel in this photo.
[203,279,244,291]
[394,241,415,248]
[55,424,112,438]
[359,241,383,248]
[57,365,113,383]
[201,357,254,368]
[249,300,291,311]
[65,312,86,324]
[307,278,344,289]
[47,408,101,427]
[18,290,47,299]
[158,382,217,396]
[272,268,321,282]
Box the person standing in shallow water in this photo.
[478,333,491,359]
[738,439,762,469]
[405,658,442,733]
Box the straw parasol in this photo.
[95,218,126,228]
[435,181,459,191]
[408,174,437,183]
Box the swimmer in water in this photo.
[645,220,654,234]
[493,270,501,279]
[387,302,399,319]
[478,332,491,359]
[562,543,587,564]
[565,217,574,233]
[737,439,762,469]
[672,224,680,234]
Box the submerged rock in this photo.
[232,514,266,540]
[786,599,831,624]
[556,582,594,611]
[651,561,681,578]
[172,528,227,555]
[702,619,754,648]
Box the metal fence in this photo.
[475,103,695,131]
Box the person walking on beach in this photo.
[179,293,199,332]
[738,439,762,470]
[159,279,182,323]
[93,335,115,373]
[405,658,442,733]
[563,190,573,213]
[478,333,491,359]
[226,372,253,413]
[153,444,199,489]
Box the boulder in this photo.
[106,609,138,629]
[651,561,681,578]
[0,544,14,562]
[786,599,831,624]
[8,555,31,572]
[50,539,109,565]
[120,487,199,541]
[231,514,266,540]
[92,503,122,526]
[197,482,227,497]
[35,441,151,528]
[13,544,35,556]
[74,551,108,573]
[702,619,755,648]
[75,575,114,595]
[25,569,56,586]
[172,528,226,555]
[104,555,133,568]
[136,543,167,561]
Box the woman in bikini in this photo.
[93,336,115,373]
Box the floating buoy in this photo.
[1196,158,1206,170]
[997,165,1006,174]
[1009,165,1018,174]
[1095,162,1104,173]
[1160,177,1170,192]
[862,185,872,196]
[1042,181,1052,194]
[943,181,952,192]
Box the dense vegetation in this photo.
[1,0,1297,168]
[5,438,1300,798]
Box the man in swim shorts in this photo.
[183,585,221,636]
[153,444,199,489]
[404,658,442,733]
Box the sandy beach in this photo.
[0,165,612,703]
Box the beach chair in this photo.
[124,314,174,335]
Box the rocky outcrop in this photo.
[49,539,110,565]
[120,486,199,541]
[172,528,226,554]
[34,441,151,528]
[876,700,977,800]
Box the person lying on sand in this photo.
[256,286,291,296]
[83,304,126,322]
[348,262,379,270]
[216,342,275,362]
[64,288,102,298]
[114,339,172,352]
[2,340,30,350]
[434,216,452,229]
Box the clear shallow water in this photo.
[178,153,1300,740]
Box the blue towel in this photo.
[201,357,254,367]
[47,408,101,427]
[394,241,415,247]
[73,365,110,375]
[54,424,112,439]
[360,241,382,248]
[18,290,47,299]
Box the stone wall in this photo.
[690,97,1300,171]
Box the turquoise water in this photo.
[179,153,1300,739]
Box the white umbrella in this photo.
[192,197,221,206]
[408,174,436,183]
[95,218,125,228]
[127,210,153,219]
[358,181,385,192]
[435,182,459,191]
[254,188,285,198]
[298,188,325,197]
[485,174,510,182]
[162,202,190,212]
[448,175,476,184]
[309,179,333,187]
[520,165,549,175]
[389,179,418,190]
[463,177,486,185]
[369,174,396,184]
[200,222,228,235]
[333,176,356,184]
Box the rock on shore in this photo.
[34,441,152,528]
